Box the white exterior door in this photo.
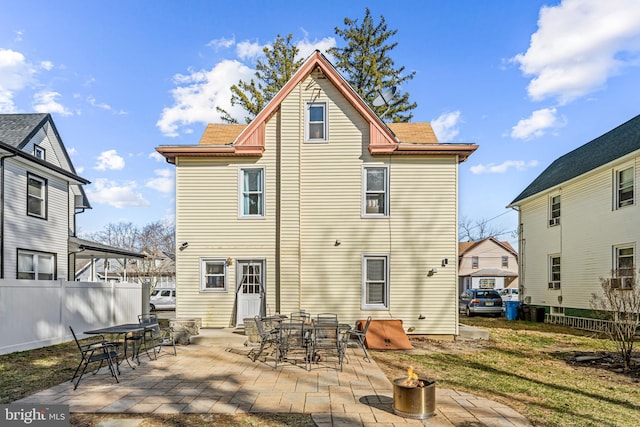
[236,260,264,325]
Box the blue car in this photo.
[459,289,503,317]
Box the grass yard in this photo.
[1,318,639,426]
[374,317,640,427]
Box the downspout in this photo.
[1,152,18,279]
[511,205,523,302]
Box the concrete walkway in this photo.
[17,328,531,426]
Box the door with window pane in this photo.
[236,260,264,325]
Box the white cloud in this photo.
[296,37,336,60]
[40,60,54,71]
[148,151,165,162]
[32,91,72,116]
[87,96,127,115]
[67,147,77,156]
[470,160,539,174]
[0,48,36,113]
[237,40,265,60]
[431,111,461,143]
[75,166,84,174]
[207,36,235,50]
[86,178,149,208]
[94,149,125,171]
[156,59,254,136]
[145,168,174,193]
[511,108,565,140]
[512,0,640,104]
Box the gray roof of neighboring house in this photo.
[0,113,92,208]
[0,113,50,148]
[510,113,640,205]
[469,268,518,277]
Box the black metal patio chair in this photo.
[251,316,282,367]
[69,326,120,390]
[138,313,176,359]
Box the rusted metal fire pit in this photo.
[392,374,436,419]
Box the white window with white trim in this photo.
[27,173,47,219]
[549,194,560,226]
[615,166,634,209]
[612,244,635,289]
[305,101,327,142]
[548,255,561,290]
[201,258,227,292]
[362,255,389,310]
[18,250,55,280]
[239,167,265,218]
[363,166,389,217]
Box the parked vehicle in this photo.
[459,289,503,317]
[150,288,176,311]
[498,288,519,302]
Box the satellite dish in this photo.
[373,86,398,107]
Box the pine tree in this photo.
[217,34,304,124]
[329,8,417,122]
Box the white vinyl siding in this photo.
[517,154,640,310]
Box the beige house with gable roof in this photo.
[157,51,477,336]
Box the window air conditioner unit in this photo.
[549,217,560,226]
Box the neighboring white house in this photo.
[508,113,640,320]
[157,51,478,337]
[458,238,518,294]
[0,113,143,281]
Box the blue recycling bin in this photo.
[505,301,520,321]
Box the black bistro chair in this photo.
[69,326,120,390]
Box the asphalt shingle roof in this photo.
[510,113,640,205]
[0,113,49,148]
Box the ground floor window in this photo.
[362,255,389,309]
[17,250,55,280]
[201,258,227,291]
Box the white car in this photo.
[150,288,176,311]
[498,288,519,302]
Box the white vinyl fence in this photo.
[0,279,149,355]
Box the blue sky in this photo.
[2,0,640,247]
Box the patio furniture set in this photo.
[251,312,372,371]
[69,313,176,390]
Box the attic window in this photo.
[305,101,327,142]
[34,145,45,160]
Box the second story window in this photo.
[616,166,634,208]
[27,173,47,219]
[363,166,389,217]
[502,256,509,268]
[549,195,560,226]
[472,256,479,269]
[239,167,264,218]
[305,102,327,142]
